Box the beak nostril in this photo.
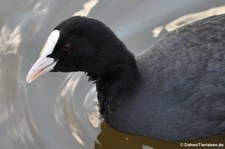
[38,63,45,67]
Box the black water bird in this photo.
[26,14,225,140]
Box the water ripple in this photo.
[54,72,101,148]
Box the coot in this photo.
[26,14,225,140]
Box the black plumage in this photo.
[41,15,225,140]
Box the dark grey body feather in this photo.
[106,14,225,140]
[42,14,225,140]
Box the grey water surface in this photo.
[1,0,225,149]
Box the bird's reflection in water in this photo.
[95,122,225,149]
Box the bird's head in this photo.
[26,16,132,83]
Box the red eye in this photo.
[63,44,71,51]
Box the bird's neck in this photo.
[87,54,138,119]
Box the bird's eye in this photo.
[63,44,71,51]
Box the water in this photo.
[1,0,225,149]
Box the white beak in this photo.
[26,30,60,83]
[26,56,57,83]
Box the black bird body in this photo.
[104,15,225,140]
[27,14,225,140]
